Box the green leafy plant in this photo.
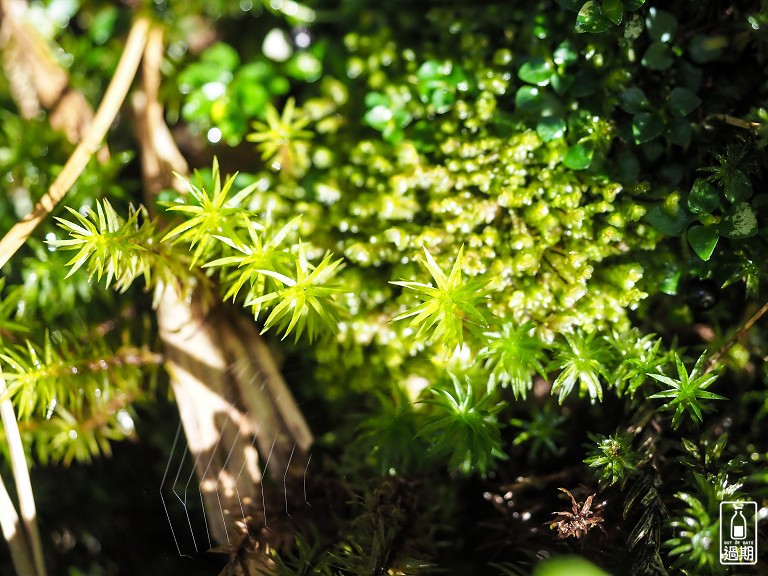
[550,332,611,403]
[417,374,505,475]
[509,402,566,459]
[584,430,638,486]
[248,248,346,342]
[648,353,725,429]
[1,0,768,574]
[50,200,193,299]
[162,158,261,265]
[391,246,489,350]
[177,42,290,146]
[247,97,313,178]
[480,321,548,399]
[606,330,669,398]
[665,493,722,575]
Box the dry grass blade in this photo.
[134,27,313,573]
[0,373,43,576]
[0,8,149,576]
[0,0,109,160]
[0,468,35,575]
[0,15,150,270]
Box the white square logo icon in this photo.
[720,501,758,565]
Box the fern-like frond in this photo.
[49,199,203,304]
[0,332,160,420]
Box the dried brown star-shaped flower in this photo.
[549,487,606,539]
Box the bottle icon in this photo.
[731,505,747,540]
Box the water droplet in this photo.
[263,28,293,62]
[207,127,222,144]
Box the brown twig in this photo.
[134,27,313,570]
[0,17,150,576]
[706,298,768,372]
[709,113,761,131]
[0,16,150,270]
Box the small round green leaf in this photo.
[666,118,692,147]
[550,73,574,95]
[659,261,682,295]
[576,1,612,33]
[642,42,673,70]
[430,89,455,113]
[570,70,598,97]
[668,87,701,117]
[416,60,442,82]
[202,42,240,70]
[602,0,623,25]
[724,170,753,203]
[515,86,543,111]
[689,35,728,63]
[563,139,595,170]
[554,41,578,65]
[519,58,555,86]
[646,204,691,236]
[534,556,610,576]
[632,112,665,144]
[687,225,719,261]
[642,140,664,162]
[364,105,393,129]
[619,87,650,114]
[286,52,322,82]
[415,60,468,114]
[688,178,720,214]
[623,13,644,40]
[536,116,567,141]
[719,202,758,238]
[646,8,677,43]
[235,82,269,117]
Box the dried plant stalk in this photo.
[0,14,149,270]
[0,8,149,576]
[0,0,108,159]
[0,375,44,576]
[134,26,313,567]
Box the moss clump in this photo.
[1,0,768,575]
